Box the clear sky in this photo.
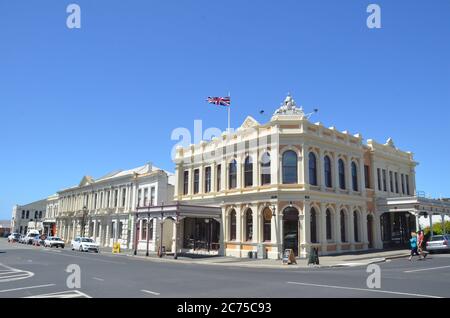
[1,0,449,219]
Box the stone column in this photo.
[320,204,327,253]
[218,216,225,256]
[361,208,369,249]
[300,201,311,258]
[334,155,340,193]
[335,209,342,252]
[348,209,355,250]
[359,158,365,195]
[318,149,325,190]
[346,159,352,193]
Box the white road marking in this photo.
[287,281,443,298]
[0,263,34,282]
[92,277,104,281]
[0,284,55,293]
[25,290,92,298]
[141,289,160,296]
[404,265,450,273]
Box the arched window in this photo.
[339,159,346,190]
[244,156,253,187]
[310,207,318,243]
[261,152,271,185]
[245,209,253,241]
[324,156,332,188]
[282,151,297,184]
[351,162,358,191]
[354,211,359,242]
[309,152,317,186]
[326,209,332,240]
[340,210,347,242]
[229,210,236,241]
[228,160,237,189]
[262,207,272,242]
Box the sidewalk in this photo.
[100,247,410,269]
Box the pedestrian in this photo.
[417,230,427,259]
[409,231,422,261]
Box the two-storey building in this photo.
[173,94,432,259]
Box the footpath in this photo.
[100,247,410,269]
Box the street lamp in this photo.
[81,206,87,237]
[205,218,210,252]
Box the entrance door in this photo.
[367,215,374,248]
[283,207,299,256]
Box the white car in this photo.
[71,237,99,253]
[8,233,21,243]
[44,236,65,248]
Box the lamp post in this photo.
[146,213,150,257]
[133,212,138,256]
[81,206,87,237]
[271,204,278,259]
[205,218,210,252]
[158,202,164,258]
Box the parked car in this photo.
[426,235,450,253]
[24,232,40,245]
[18,235,26,244]
[71,237,99,253]
[7,233,20,243]
[44,236,65,248]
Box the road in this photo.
[1,238,449,298]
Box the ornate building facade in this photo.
[173,95,427,259]
[55,162,174,249]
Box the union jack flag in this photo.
[206,96,231,106]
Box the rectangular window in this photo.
[406,175,410,195]
[144,188,149,207]
[100,192,104,208]
[364,165,370,189]
[194,169,200,194]
[382,170,387,192]
[141,220,147,241]
[94,193,98,209]
[114,189,118,207]
[21,210,25,219]
[394,172,399,193]
[216,165,222,192]
[122,188,126,207]
[137,189,142,207]
[183,171,189,195]
[111,222,116,239]
[107,191,111,207]
[389,171,394,192]
[150,187,155,206]
[26,210,29,219]
[117,222,123,239]
[401,174,405,194]
[34,211,38,219]
[377,168,381,191]
[204,167,211,193]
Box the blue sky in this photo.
[1,0,449,219]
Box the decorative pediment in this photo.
[238,116,260,130]
[79,176,94,187]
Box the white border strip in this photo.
[287,281,443,298]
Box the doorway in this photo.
[283,207,299,256]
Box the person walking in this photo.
[409,231,422,261]
[417,230,427,259]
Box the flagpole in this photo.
[227,92,231,134]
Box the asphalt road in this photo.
[1,238,449,298]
